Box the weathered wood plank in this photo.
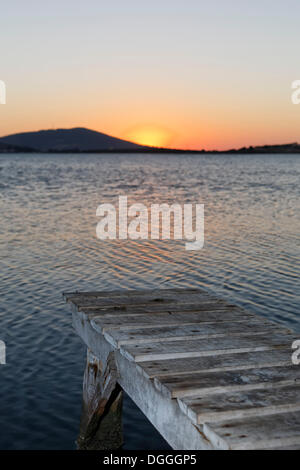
[65,291,228,310]
[66,292,214,306]
[120,333,293,362]
[203,410,300,450]
[102,320,287,348]
[63,287,207,301]
[179,384,300,424]
[154,365,300,398]
[79,302,239,318]
[137,349,292,379]
[91,310,257,334]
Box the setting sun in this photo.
[123,125,174,148]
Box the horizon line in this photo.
[0,126,299,154]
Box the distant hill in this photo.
[0,141,35,153]
[0,127,148,152]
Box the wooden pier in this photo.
[63,288,300,450]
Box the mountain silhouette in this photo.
[0,141,35,152]
[0,127,147,152]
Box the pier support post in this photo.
[77,349,123,450]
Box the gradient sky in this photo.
[0,0,300,150]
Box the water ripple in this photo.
[0,152,299,449]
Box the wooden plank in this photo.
[137,349,292,379]
[120,333,293,362]
[65,291,227,310]
[79,301,238,318]
[71,305,244,326]
[154,365,300,398]
[203,410,300,450]
[91,310,257,334]
[179,384,300,424]
[65,291,215,305]
[103,320,287,348]
[63,287,207,300]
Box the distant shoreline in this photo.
[1,147,300,154]
[1,127,300,154]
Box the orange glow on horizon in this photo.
[123,125,174,148]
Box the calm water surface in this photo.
[0,153,299,449]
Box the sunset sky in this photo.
[1,0,300,150]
